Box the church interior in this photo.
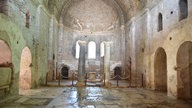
[0,0,192,107]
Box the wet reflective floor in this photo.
[0,87,192,108]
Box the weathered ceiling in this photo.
[43,0,151,22]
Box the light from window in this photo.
[76,41,80,59]
[100,42,104,57]
[88,41,96,59]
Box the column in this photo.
[104,42,112,87]
[76,40,87,86]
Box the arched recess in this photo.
[154,47,167,92]
[177,41,192,99]
[19,47,32,92]
[61,65,69,79]
[179,0,188,21]
[0,40,11,64]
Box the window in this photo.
[179,0,188,21]
[88,41,96,59]
[100,42,105,57]
[76,41,80,59]
[26,11,30,28]
[158,13,163,32]
[0,0,8,15]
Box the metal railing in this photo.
[46,72,145,88]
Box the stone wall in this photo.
[0,0,59,99]
[126,0,192,98]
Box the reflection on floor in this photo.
[0,87,192,108]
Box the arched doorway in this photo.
[177,41,192,99]
[0,40,11,64]
[0,40,12,92]
[154,47,167,92]
[61,66,69,79]
[19,47,32,92]
[114,66,121,80]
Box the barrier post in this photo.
[72,73,74,87]
[85,73,87,86]
[58,73,61,86]
[117,76,119,87]
[141,73,144,88]
[46,72,48,85]
[104,73,105,86]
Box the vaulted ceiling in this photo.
[42,0,153,23]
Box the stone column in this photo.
[76,40,87,86]
[104,42,112,87]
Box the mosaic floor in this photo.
[0,87,192,108]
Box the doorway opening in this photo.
[61,66,69,79]
[154,47,167,92]
[19,47,32,93]
[177,41,192,99]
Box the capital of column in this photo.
[104,41,112,47]
[78,40,87,46]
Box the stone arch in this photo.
[177,41,192,99]
[19,47,32,91]
[179,0,188,21]
[154,47,167,92]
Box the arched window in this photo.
[179,0,188,21]
[26,11,30,28]
[88,41,96,59]
[76,41,80,59]
[100,42,105,57]
[158,13,163,32]
[0,0,8,15]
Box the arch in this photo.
[88,41,96,59]
[177,41,192,99]
[158,13,163,32]
[100,42,105,57]
[0,40,11,64]
[19,47,32,92]
[76,41,80,59]
[179,0,188,21]
[61,65,69,79]
[59,0,126,26]
[154,47,167,92]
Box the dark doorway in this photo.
[114,66,121,80]
[61,66,69,79]
[154,47,167,92]
[177,41,192,99]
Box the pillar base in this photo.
[76,81,86,87]
[104,82,111,88]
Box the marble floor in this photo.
[0,87,192,108]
